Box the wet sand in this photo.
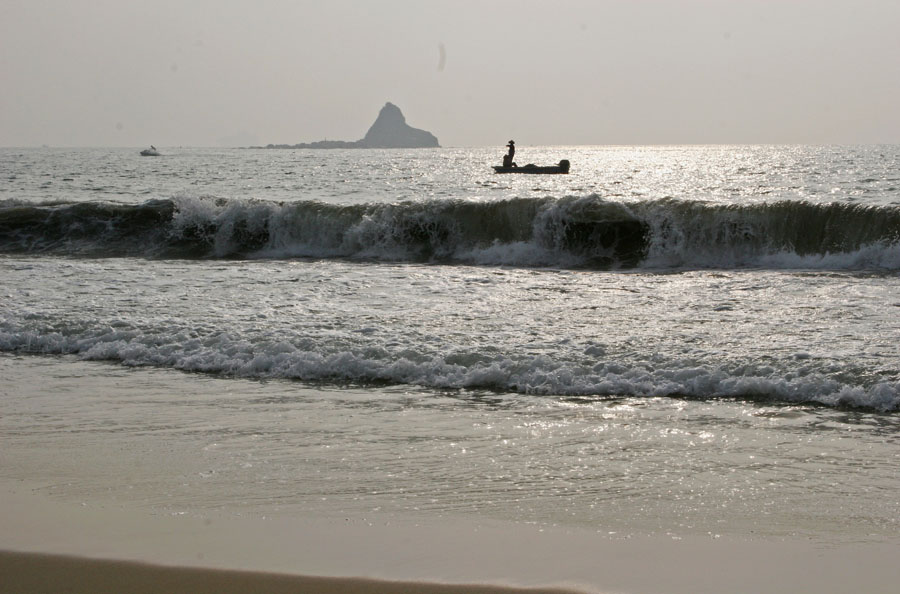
[3,480,900,594]
[0,550,586,594]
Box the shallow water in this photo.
[3,355,899,543]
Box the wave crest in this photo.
[2,196,899,270]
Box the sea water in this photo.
[1,145,899,543]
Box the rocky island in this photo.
[262,102,439,149]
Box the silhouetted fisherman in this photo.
[502,140,516,168]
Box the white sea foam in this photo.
[2,324,897,411]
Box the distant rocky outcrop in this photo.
[357,102,439,148]
[261,103,439,149]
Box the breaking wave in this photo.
[1,321,897,412]
[2,195,900,270]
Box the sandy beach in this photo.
[1,550,588,594]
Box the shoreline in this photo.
[3,481,899,594]
[0,551,583,594]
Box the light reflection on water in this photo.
[3,145,899,206]
[3,355,898,542]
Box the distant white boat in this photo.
[140,145,161,156]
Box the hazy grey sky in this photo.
[3,0,899,147]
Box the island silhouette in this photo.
[261,102,439,149]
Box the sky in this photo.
[2,0,899,147]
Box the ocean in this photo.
[2,145,899,555]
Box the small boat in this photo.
[493,159,570,174]
[140,146,160,156]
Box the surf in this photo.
[2,195,899,271]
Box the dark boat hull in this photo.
[493,159,570,174]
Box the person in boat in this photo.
[502,140,517,168]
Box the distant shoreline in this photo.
[253,140,431,149]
